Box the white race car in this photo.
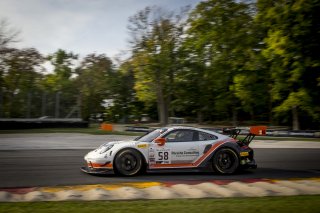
[81,126,265,176]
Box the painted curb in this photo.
[0,178,319,202]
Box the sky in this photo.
[0,0,202,61]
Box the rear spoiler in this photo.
[223,126,267,145]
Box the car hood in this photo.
[92,140,138,153]
[85,140,138,159]
[100,140,137,146]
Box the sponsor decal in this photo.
[171,147,200,158]
[171,150,200,157]
[137,144,148,149]
[240,152,249,157]
[149,147,155,164]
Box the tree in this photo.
[1,48,43,117]
[0,19,20,117]
[184,0,261,124]
[127,6,188,125]
[43,49,78,118]
[0,19,19,52]
[257,0,320,129]
[75,54,114,120]
[106,61,145,123]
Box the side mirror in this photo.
[154,138,166,146]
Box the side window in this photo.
[199,132,218,141]
[165,130,195,142]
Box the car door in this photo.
[148,129,200,168]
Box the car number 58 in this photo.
[155,149,171,164]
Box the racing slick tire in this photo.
[114,149,143,176]
[212,148,239,174]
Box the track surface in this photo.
[0,148,319,188]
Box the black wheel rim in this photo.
[217,151,235,170]
[119,153,137,171]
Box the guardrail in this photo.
[0,119,88,129]
[125,126,152,132]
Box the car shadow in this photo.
[83,167,320,181]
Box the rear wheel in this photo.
[114,149,143,176]
[212,148,239,174]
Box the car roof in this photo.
[164,126,214,133]
[165,126,198,131]
[163,126,229,139]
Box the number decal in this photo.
[158,152,163,160]
[152,148,171,164]
[158,151,169,161]
[164,152,169,160]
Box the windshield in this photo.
[135,128,168,142]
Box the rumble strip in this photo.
[0,178,319,202]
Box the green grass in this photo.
[0,196,319,213]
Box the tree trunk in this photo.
[8,92,14,117]
[0,90,3,118]
[269,94,273,125]
[156,80,168,126]
[157,95,168,126]
[77,94,82,118]
[26,92,32,118]
[292,106,300,130]
[55,92,60,118]
[197,111,203,124]
[250,110,255,121]
[41,92,46,117]
[232,107,238,126]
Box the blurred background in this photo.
[0,0,319,130]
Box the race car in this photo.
[81,126,266,176]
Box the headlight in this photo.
[99,145,114,154]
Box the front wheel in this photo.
[212,148,239,174]
[114,149,143,176]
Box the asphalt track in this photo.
[0,148,319,188]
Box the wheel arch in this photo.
[199,141,241,167]
[212,142,241,159]
[113,147,148,168]
[211,142,241,174]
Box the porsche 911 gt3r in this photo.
[81,126,265,176]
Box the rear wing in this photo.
[223,126,267,145]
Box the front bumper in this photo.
[81,166,113,174]
[81,159,113,174]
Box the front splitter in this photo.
[81,166,113,175]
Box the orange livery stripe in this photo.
[88,162,113,169]
[150,140,229,169]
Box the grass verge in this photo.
[0,196,319,213]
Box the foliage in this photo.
[0,1,319,129]
[177,0,266,123]
[75,54,114,120]
[42,49,78,118]
[127,6,189,125]
[257,0,320,129]
[0,48,43,117]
